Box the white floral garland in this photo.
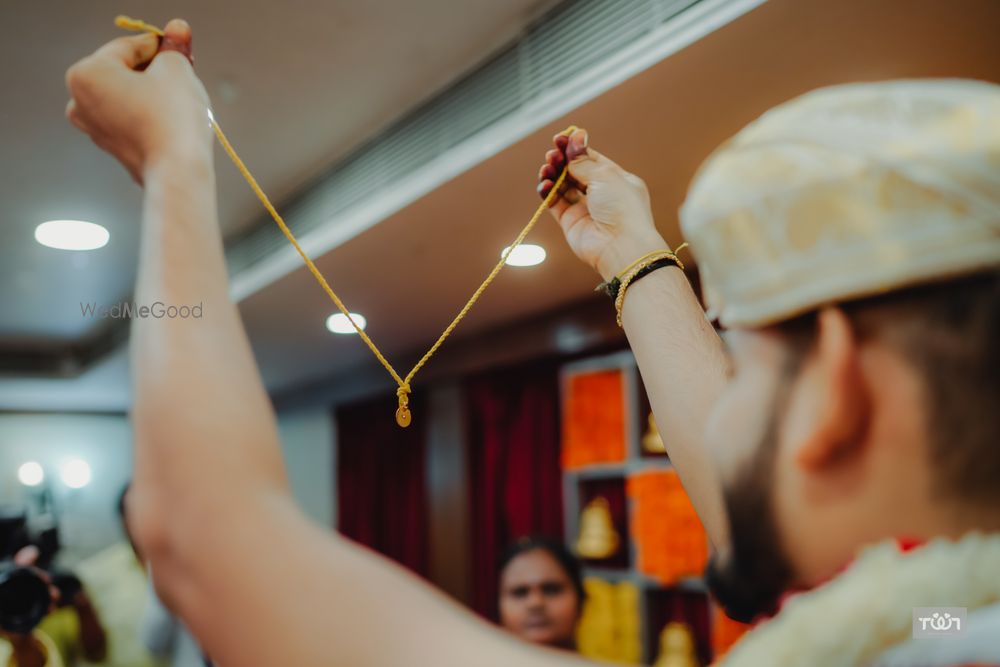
[719,532,1000,667]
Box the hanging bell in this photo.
[653,622,699,667]
[575,497,620,559]
[642,413,666,454]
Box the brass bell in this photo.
[653,622,699,667]
[575,497,620,559]
[642,413,666,454]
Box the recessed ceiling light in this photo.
[503,244,546,267]
[60,458,92,489]
[35,220,109,251]
[18,461,44,487]
[326,312,367,335]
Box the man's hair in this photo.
[775,269,1000,505]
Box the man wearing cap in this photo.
[63,20,998,667]
[537,80,1000,665]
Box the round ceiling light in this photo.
[35,220,109,251]
[326,312,367,335]
[502,244,546,267]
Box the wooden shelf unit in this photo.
[561,350,727,665]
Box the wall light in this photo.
[60,459,92,489]
[18,461,45,487]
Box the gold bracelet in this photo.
[614,252,683,326]
[615,250,679,327]
[614,243,689,281]
[616,249,673,280]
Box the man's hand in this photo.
[537,128,670,281]
[65,19,211,184]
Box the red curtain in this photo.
[464,361,564,617]
[335,392,429,577]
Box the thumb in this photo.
[564,129,625,188]
[159,18,194,64]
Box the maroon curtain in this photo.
[464,361,564,617]
[335,392,429,577]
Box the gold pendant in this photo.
[396,406,412,428]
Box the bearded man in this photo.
[537,79,1000,665]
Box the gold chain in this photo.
[117,16,574,427]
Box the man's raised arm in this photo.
[539,130,730,547]
[65,19,589,667]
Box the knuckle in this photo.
[625,173,648,192]
[65,58,94,95]
[65,63,82,90]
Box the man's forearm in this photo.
[620,265,730,547]
[130,147,289,547]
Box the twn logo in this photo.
[912,607,967,639]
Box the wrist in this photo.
[144,136,214,183]
[596,231,671,281]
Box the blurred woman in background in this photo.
[497,537,585,652]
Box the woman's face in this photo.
[499,549,581,649]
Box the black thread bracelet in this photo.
[596,257,682,301]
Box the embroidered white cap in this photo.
[680,79,1000,327]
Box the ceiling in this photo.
[0,0,557,344]
[1,0,998,412]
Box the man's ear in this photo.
[794,307,870,471]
